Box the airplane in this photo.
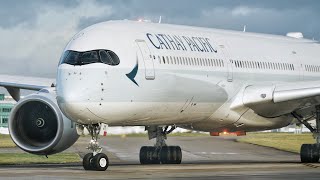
[1,20,320,171]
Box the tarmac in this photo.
[0,136,319,179]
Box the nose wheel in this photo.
[80,124,109,171]
[83,153,109,171]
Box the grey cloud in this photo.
[78,0,320,39]
[0,0,78,28]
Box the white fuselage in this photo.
[56,21,320,132]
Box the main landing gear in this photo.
[80,124,109,171]
[292,106,320,163]
[139,126,182,164]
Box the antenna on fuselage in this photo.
[158,16,162,24]
[243,25,246,32]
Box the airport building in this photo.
[0,94,15,128]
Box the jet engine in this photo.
[8,89,79,155]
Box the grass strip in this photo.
[0,153,81,165]
[237,132,315,153]
[0,134,16,148]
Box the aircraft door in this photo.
[289,50,303,81]
[217,40,233,82]
[227,60,233,82]
[136,39,155,80]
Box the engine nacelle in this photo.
[9,89,79,155]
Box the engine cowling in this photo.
[9,89,79,155]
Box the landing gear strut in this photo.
[139,126,182,164]
[292,106,320,163]
[80,124,109,171]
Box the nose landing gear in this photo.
[139,126,182,164]
[80,124,109,171]
[292,106,320,163]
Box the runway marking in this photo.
[303,163,320,169]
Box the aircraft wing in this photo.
[231,81,320,118]
[0,75,55,101]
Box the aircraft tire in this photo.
[160,146,182,164]
[83,153,94,170]
[91,153,109,171]
[140,146,160,164]
[174,146,182,164]
[139,146,148,164]
[300,144,319,163]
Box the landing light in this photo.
[137,18,152,23]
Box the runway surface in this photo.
[0,136,319,179]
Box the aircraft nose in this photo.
[57,85,84,118]
[56,68,88,121]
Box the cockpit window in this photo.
[99,50,120,66]
[99,50,113,65]
[80,51,99,65]
[59,50,120,66]
[108,51,120,66]
[63,51,80,65]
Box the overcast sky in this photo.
[0,0,319,78]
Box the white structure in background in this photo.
[0,127,9,134]
[266,120,316,133]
